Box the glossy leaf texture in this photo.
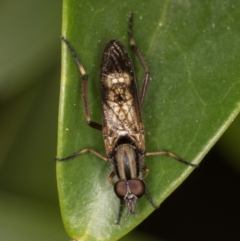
[57,0,240,240]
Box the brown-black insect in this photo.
[56,13,198,224]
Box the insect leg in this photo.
[141,165,159,209]
[116,199,124,225]
[146,150,198,167]
[128,13,150,107]
[55,148,108,162]
[108,172,115,185]
[60,36,102,131]
[142,165,150,179]
[144,184,159,209]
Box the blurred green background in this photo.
[0,0,239,241]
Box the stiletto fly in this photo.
[56,13,198,224]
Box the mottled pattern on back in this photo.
[101,40,145,156]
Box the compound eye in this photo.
[128,179,145,198]
[114,180,127,198]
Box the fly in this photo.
[56,13,198,224]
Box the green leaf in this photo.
[56,0,240,240]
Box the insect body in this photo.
[57,13,197,224]
[101,39,147,219]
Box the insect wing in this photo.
[100,40,145,156]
